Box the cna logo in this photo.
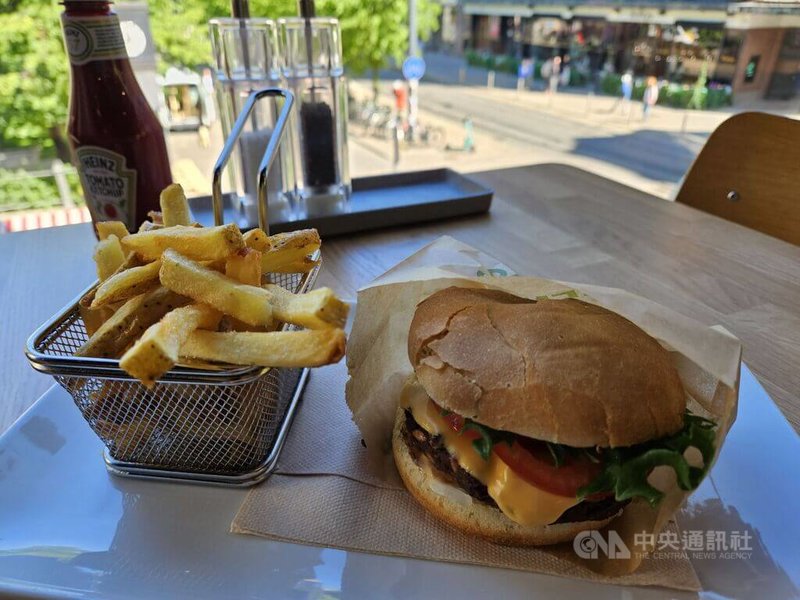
[573,530,631,559]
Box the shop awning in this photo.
[463,3,535,17]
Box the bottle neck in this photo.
[62,1,113,17]
[61,1,130,68]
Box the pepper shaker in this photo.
[279,9,350,216]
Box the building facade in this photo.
[435,0,800,102]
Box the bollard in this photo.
[392,121,400,167]
[458,66,466,84]
[487,70,495,89]
[585,91,594,113]
[681,111,689,134]
[51,159,74,208]
[517,77,525,92]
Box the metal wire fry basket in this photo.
[25,88,310,486]
[26,267,317,486]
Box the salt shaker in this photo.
[210,16,294,221]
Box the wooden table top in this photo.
[2,163,799,436]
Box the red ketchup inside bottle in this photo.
[62,0,172,233]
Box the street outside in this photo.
[167,52,800,204]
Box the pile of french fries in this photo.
[76,183,347,388]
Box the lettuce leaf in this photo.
[577,413,717,506]
[441,405,717,507]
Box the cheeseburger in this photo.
[393,287,716,546]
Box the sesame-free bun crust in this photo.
[392,408,617,546]
[408,287,685,448]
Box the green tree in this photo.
[318,0,440,78]
[0,0,440,154]
[148,0,441,84]
[148,0,299,70]
[0,1,71,159]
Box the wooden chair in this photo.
[675,111,800,246]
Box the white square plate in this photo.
[0,364,798,599]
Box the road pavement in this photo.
[163,53,798,202]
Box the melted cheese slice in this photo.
[401,379,580,526]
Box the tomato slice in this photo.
[432,400,604,499]
[439,405,482,441]
[441,410,464,433]
[492,439,603,498]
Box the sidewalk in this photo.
[421,51,800,130]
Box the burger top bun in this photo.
[407,286,685,448]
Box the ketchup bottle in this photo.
[61,0,172,233]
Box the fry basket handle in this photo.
[211,88,295,233]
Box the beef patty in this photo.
[401,409,628,524]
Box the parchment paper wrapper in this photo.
[233,236,741,590]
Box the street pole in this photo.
[408,0,419,141]
[409,0,418,57]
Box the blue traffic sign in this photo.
[402,56,426,81]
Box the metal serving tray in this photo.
[189,168,494,236]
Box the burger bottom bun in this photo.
[392,407,620,547]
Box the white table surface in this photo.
[1,364,798,600]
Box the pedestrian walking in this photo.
[621,71,633,102]
[392,80,407,120]
[559,57,571,88]
[542,56,561,95]
[618,70,633,117]
[642,76,659,121]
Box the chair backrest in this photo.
[675,111,800,246]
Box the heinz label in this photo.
[62,15,128,65]
[75,146,137,226]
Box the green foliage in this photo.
[600,72,622,95]
[598,72,732,110]
[148,0,441,76]
[464,50,519,75]
[147,0,292,70]
[0,167,83,212]
[0,1,69,149]
[568,67,588,87]
[465,51,589,85]
[0,0,440,153]
[320,0,440,75]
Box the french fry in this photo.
[261,244,319,273]
[225,247,272,331]
[259,229,320,271]
[263,283,348,329]
[79,288,118,336]
[138,220,163,232]
[160,249,272,327]
[243,228,270,251]
[93,234,126,281]
[267,228,320,251]
[120,303,221,388]
[92,259,162,307]
[180,329,346,368]
[225,248,262,286]
[159,183,192,227]
[148,210,164,225]
[218,314,275,333]
[122,223,245,261]
[94,416,157,453]
[96,221,130,241]
[76,286,189,358]
[270,256,320,274]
